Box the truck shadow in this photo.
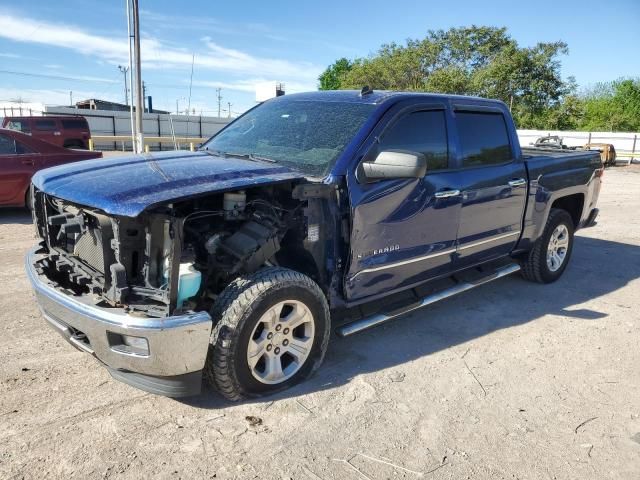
[0,208,32,225]
[183,234,640,409]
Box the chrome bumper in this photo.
[26,247,212,395]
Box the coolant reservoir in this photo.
[176,263,202,309]
[223,191,246,219]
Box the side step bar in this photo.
[336,263,521,337]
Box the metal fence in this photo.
[43,106,232,151]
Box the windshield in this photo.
[201,99,375,176]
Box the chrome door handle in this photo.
[508,178,527,188]
[434,189,461,199]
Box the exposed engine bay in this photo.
[31,181,342,318]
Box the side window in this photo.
[0,134,17,155]
[7,120,31,134]
[457,112,512,167]
[35,119,56,131]
[379,110,449,171]
[62,119,88,129]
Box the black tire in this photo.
[204,267,330,401]
[520,208,575,283]
[63,140,86,150]
[24,189,32,211]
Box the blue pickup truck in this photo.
[26,90,602,400]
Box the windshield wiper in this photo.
[201,149,277,163]
[224,151,277,163]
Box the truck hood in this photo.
[32,150,306,217]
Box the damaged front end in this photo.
[32,190,181,317]
[30,178,339,318]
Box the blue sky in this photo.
[0,0,638,116]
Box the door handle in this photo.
[508,178,527,188]
[21,159,34,165]
[434,189,461,199]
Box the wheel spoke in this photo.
[262,354,284,382]
[281,302,309,329]
[247,338,267,367]
[286,338,312,360]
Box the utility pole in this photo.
[125,0,136,152]
[118,65,129,105]
[216,88,222,118]
[132,0,144,153]
[227,102,232,118]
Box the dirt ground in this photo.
[1,167,639,480]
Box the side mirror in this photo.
[360,150,427,181]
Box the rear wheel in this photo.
[205,267,330,401]
[520,208,575,283]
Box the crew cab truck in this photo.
[26,90,602,400]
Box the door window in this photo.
[379,110,449,171]
[34,119,56,131]
[457,112,511,167]
[0,134,17,155]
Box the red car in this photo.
[2,115,92,149]
[0,128,102,208]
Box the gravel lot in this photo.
[1,167,639,480]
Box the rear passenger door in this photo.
[33,118,62,147]
[345,104,462,301]
[452,108,527,268]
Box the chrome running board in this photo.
[336,263,521,337]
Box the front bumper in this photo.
[26,247,212,397]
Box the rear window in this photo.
[457,112,512,167]
[5,120,31,133]
[61,119,88,130]
[34,119,56,131]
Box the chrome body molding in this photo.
[351,231,521,280]
[352,247,456,279]
[457,230,521,251]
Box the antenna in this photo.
[360,85,373,97]
[185,53,195,144]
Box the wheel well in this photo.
[551,193,584,227]
[274,247,320,284]
[63,139,84,148]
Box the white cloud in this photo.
[0,52,21,58]
[0,13,321,83]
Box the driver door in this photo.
[344,105,462,301]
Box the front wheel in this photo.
[520,208,575,283]
[204,267,330,401]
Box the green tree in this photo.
[320,26,574,128]
[318,58,353,90]
[580,79,640,131]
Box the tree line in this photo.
[319,26,640,132]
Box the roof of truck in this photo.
[279,89,503,106]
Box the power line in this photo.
[0,69,118,84]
